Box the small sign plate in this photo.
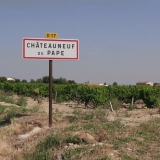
[45,32,58,38]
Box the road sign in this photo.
[22,38,79,60]
[45,33,58,127]
[45,32,58,38]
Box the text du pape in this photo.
[38,50,65,56]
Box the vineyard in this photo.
[0,82,160,108]
[1,83,160,160]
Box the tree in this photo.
[15,79,21,83]
[42,76,54,83]
[36,78,42,83]
[113,82,118,86]
[84,81,89,84]
[22,79,27,83]
[153,83,160,86]
[54,77,68,84]
[0,77,7,82]
[30,79,36,83]
[68,80,76,84]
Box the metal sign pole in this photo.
[49,60,52,127]
[46,32,58,127]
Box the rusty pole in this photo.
[49,60,52,127]
[45,32,58,127]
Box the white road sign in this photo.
[22,38,79,60]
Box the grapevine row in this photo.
[0,82,160,108]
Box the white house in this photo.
[136,81,153,86]
[6,77,15,81]
[99,83,108,86]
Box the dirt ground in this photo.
[0,96,160,160]
[11,95,160,127]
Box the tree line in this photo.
[0,76,76,84]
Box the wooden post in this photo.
[131,97,134,107]
[110,101,114,112]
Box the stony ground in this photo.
[0,95,160,160]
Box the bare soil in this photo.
[0,96,160,160]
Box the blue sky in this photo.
[0,0,160,85]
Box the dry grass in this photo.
[1,93,160,159]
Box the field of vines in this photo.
[0,82,160,108]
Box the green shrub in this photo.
[129,104,134,110]
[16,97,27,107]
[154,98,160,107]
[25,134,61,160]
[5,97,15,104]
[30,105,40,113]
[0,105,8,114]
[0,95,7,102]
[111,98,122,110]
[21,107,29,113]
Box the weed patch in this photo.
[64,134,83,144]
[65,115,79,123]
[24,133,61,160]
[65,124,78,131]
[16,97,27,107]
[104,119,122,132]
[5,97,15,104]
[81,111,95,120]
[30,105,42,113]
[136,148,147,155]
[134,130,160,141]
[0,105,8,114]
[122,153,138,160]
[0,105,30,126]
[63,147,83,159]
[83,123,101,133]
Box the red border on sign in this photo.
[22,38,79,60]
